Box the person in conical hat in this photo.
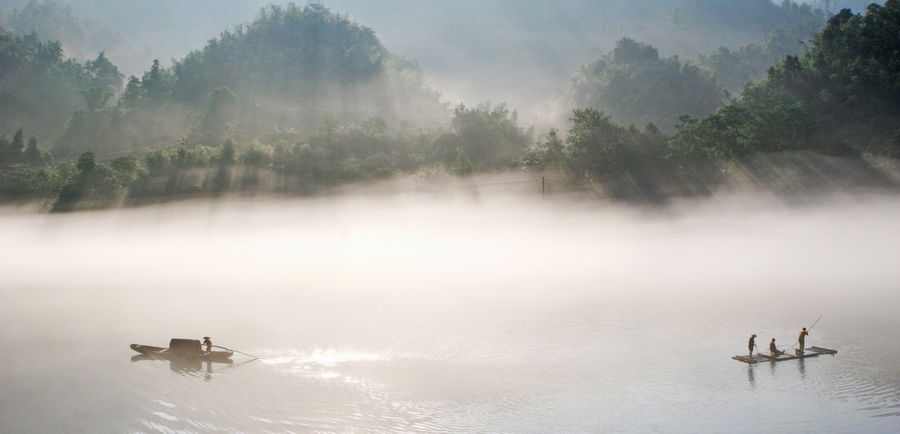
[748,334,757,356]
[203,336,212,353]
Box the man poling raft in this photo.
[793,315,821,355]
[732,316,837,364]
[797,328,809,354]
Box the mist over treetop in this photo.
[165,3,446,127]
[172,4,386,103]
[1,0,123,60]
[3,0,877,120]
[569,38,723,132]
[3,0,900,211]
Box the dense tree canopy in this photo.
[570,38,723,131]
[48,3,448,159]
[6,0,900,210]
[166,3,446,128]
[432,103,532,170]
[698,3,826,92]
[731,1,900,154]
[2,0,123,60]
[0,27,123,142]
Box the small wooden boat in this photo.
[130,338,233,361]
[732,346,837,364]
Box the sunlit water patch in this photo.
[1,191,900,432]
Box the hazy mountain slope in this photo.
[168,4,446,129]
[49,4,447,158]
[1,0,123,60]
[2,0,883,123]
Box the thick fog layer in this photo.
[3,188,900,431]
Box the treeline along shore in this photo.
[3,1,900,211]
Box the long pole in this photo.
[791,315,822,348]
[213,345,259,360]
[807,315,823,332]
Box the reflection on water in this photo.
[131,354,234,381]
[2,191,900,432]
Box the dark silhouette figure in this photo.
[748,334,757,356]
[203,336,212,353]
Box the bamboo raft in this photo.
[732,346,838,364]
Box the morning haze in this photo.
[1,0,900,432]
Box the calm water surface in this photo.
[1,190,899,433]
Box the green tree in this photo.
[219,138,237,165]
[451,149,474,175]
[0,28,124,142]
[144,150,170,176]
[76,150,96,172]
[433,102,531,169]
[52,150,122,211]
[85,52,124,93]
[570,38,723,132]
[109,154,140,184]
[81,87,113,112]
[167,3,446,130]
[5,129,26,163]
[140,59,172,107]
[22,136,52,162]
[53,88,115,157]
[120,76,142,109]
[565,108,685,202]
[524,129,565,171]
[197,87,238,143]
[740,2,900,154]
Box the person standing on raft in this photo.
[748,334,758,356]
[203,336,212,353]
[798,328,809,353]
[769,338,784,355]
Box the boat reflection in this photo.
[131,353,233,380]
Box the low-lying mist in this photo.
[4,183,900,431]
[6,182,899,314]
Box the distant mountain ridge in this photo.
[166,3,446,128]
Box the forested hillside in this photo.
[569,38,723,132]
[1,0,123,60]
[567,1,830,131]
[526,1,900,202]
[675,1,900,160]
[0,29,122,141]
[169,4,446,127]
[2,0,900,211]
[49,3,447,159]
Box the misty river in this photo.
[2,186,900,433]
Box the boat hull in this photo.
[130,343,233,360]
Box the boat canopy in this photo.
[169,338,203,354]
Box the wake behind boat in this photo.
[131,338,234,361]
